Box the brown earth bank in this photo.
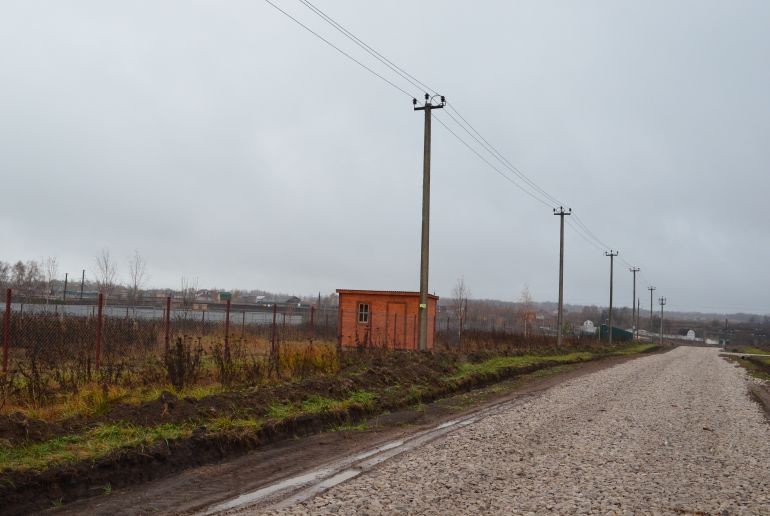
[0,346,661,515]
[750,382,770,419]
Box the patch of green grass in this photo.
[524,363,580,379]
[208,417,264,432]
[611,343,659,355]
[267,402,298,420]
[0,422,194,472]
[300,395,341,413]
[266,391,376,421]
[407,385,427,402]
[730,356,770,381]
[734,347,770,367]
[736,346,769,355]
[447,352,594,381]
[347,390,376,409]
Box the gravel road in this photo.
[264,347,770,515]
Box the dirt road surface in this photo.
[253,347,770,515]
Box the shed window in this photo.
[357,303,370,323]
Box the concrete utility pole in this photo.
[413,93,445,351]
[554,207,571,347]
[648,286,656,336]
[659,296,667,345]
[629,267,639,339]
[637,297,641,339]
[63,273,68,302]
[605,250,619,345]
[80,269,85,300]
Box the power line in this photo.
[565,218,607,253]
[444,105,566,208]
[432,115,554,209]
[265,0,657,292]
[296,0,439,95]
[297,0,566,213]
[263,0,417,98]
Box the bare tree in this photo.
[451,276,471,346]
[43,256,58,297]
[94,249,118,296]
[0,261,10,294]
[127,250,149,304]
[180,276,198,309]
[518,285,534,336]
[11,260,42,296]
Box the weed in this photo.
[163,337,203,390]
[267,402,297,420]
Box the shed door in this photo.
[386,302,407,349]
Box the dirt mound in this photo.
[0,412,63,445]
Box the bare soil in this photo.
[44,352,657,516]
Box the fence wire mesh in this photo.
[1,288,606,410]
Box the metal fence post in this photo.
[224,299,231,351]
[3,288,12,375]
[270,304,278,375]
[310,305,315,344]
[95,292,104,370]
[164,296,171,353]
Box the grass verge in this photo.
[0,422,195,472]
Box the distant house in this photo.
[599,324,633,342]
[581,320,597,336]
[195,289,215,301]
[285,296,301,306]
[336,289,439,349]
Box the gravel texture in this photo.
[266,347,770,515]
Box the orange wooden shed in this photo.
[336,289,439,350]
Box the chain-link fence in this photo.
[1,288,607,408]
[1,288,341,400]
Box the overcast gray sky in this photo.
[1,1,768,314]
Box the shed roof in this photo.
[336,289,439,300]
